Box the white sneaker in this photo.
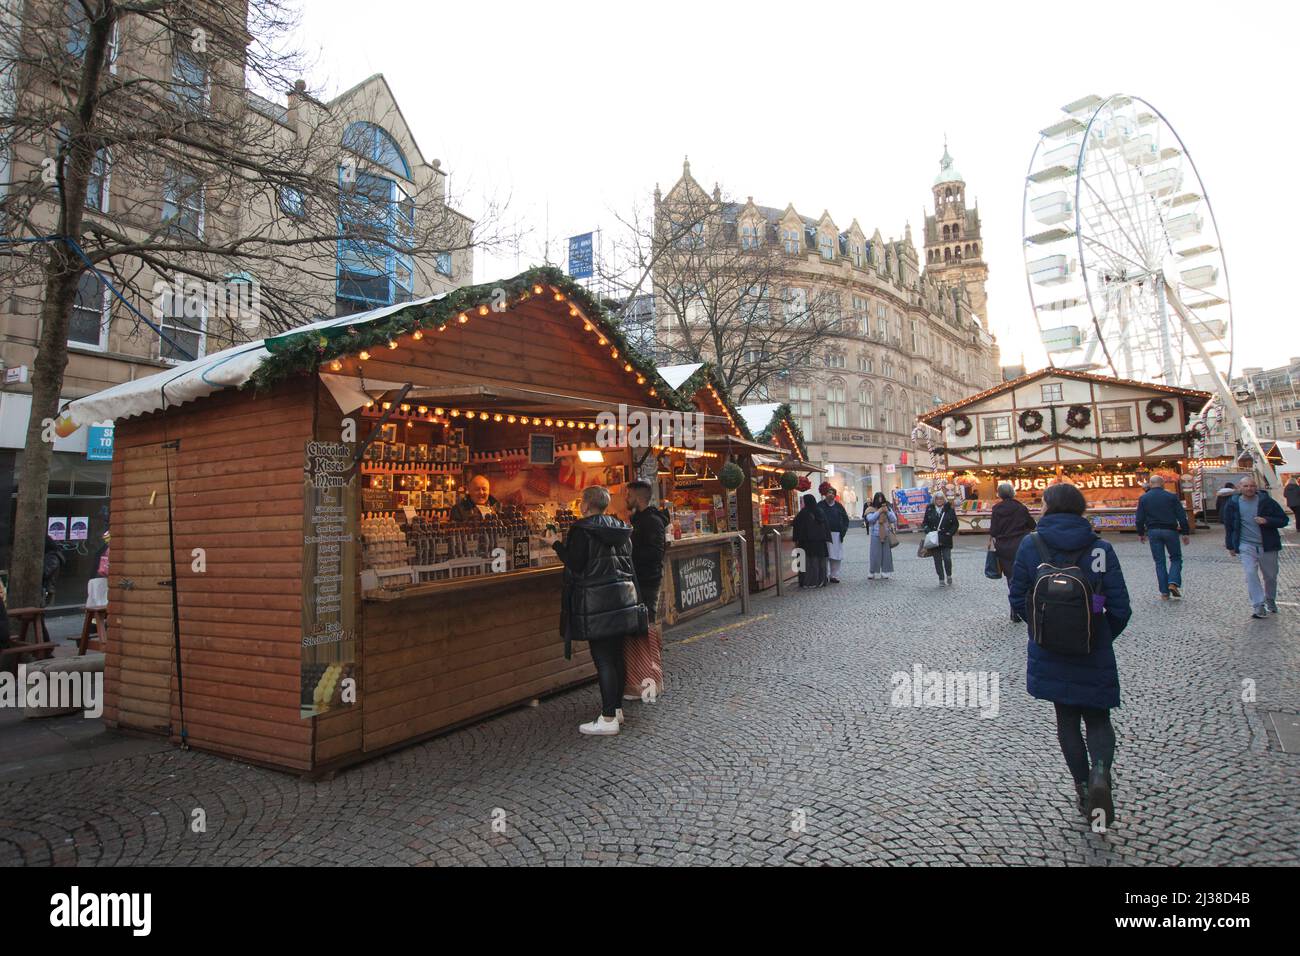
[579,714,620,735]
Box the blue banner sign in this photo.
[87,424,114,461]
[568,233,594,279]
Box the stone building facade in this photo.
[653,151,1000,512]
[0,0,470,603]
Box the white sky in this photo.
[294,0,1297,376]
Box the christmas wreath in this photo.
[1146,398,1174,424]
[796,476,812,492]
[1065,405,1091,430]
[951,414,973,437]
[1018,409,1044,433]
[780,471,799,491]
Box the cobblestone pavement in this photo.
[2,532,1297,866]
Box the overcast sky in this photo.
[293,0,1295,376]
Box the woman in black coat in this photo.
[792,493,831,588]
[988,482,1036,618]
[920,491,959,586]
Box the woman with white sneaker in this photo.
[866,492,897,579]
[546,486,647,736]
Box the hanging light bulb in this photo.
[494,413,503,422]
[507,415,517,424]
[387,340,398,350]
[412,330,423,340]
[329,359,342,372]
[458,313,468,324]
[359,350,370,361]
[434,407,445,417]
[478,304,489,316]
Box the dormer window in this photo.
[782,228,800,254]
[741,224,760,250]
[819,233,834,260]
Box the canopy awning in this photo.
[701,434,789,457]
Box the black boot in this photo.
[1074,782,1088,817]
[1087,763,1115,829]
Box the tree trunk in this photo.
[9,250,81,608]
[6,8,110,609]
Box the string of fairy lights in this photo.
[327,284,660,402]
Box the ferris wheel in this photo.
[1022,93,1275,484]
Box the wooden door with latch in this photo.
[107,442,177,734]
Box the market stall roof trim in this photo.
[669,363,754,441]
[919,367,1211,428]
[65,266,688,425]
[740,402,809,460]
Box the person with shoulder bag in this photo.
[1009,482,1131,829]
[545,485,647,736]
[920,491,958,586]
[988,482,1037,620]
[866,492,897,580]
[793,493,831,588]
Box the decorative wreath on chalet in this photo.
[1018,409,1044,433]
[780,470,799,491]
[1065,405,1091,430]
[796,476,812,493]
[1146,398,1175,424]
[951,414,973,437]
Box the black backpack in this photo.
[1027,533,1098,656]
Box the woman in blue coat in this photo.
[1009,482,1132,827]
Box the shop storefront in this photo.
[918,369,1210,534]
[0,392,114,608]
[66,266,721,773]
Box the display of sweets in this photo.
[361,514,413,570]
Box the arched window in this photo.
[342,121,411,179]
[944,247,951,262]
[881,387,895,432]
[973,243,979,257]
[942,224,949,239]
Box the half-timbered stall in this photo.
[917,369,1210,534]
[65,267,699,773]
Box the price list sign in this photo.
[301,441,359,718]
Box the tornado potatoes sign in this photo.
[672,551,723,614]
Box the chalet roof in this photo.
[919,368,1212,427]
[65,267,688,425]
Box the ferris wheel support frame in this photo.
[1161,278,1279,490]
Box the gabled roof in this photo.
[739,403,808,459]
[66,267,689,425]
[671,364,752,440]
[920,367,1212,427]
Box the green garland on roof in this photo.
[756,402,809,459]
[244,265,692,411]
[934,428,1197,456]
[674,363,754,441]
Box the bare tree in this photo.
[0,0,501,607]
[600,182,837,405]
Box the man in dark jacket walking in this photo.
[1221,475,1290,618]
[623,480,668,700]
[1134,474,1191,600]
[546,485,644,735]
[988,482,1036,620]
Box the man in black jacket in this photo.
[1285,477,1300,532]
[624,480,669,701]
[817,485,851,583]
[545,485,643,736]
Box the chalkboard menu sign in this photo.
[672,551,724,614]
[529,433,556,465]
[301,441,358,719]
